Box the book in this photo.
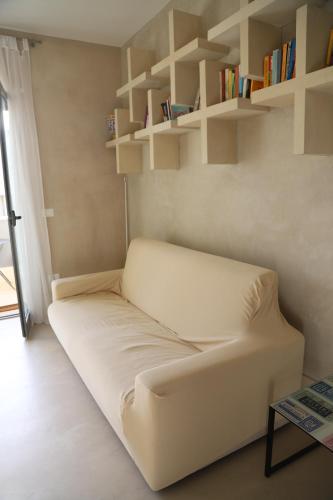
[286,41,291,80]
[166,98,172,120]
[264,55,270,87]
[161,102,168,121]
[245,78,251,98]
[276,48,282,83]
[281,42,288,81]
[232,66,239,97]
[269,55,272,85]
[272,50,277,85]
[239,76,244,97]
[228,68,233,100]
[193,88,200,111]
[272,48,281,85]
[326,28,333,66]
[170,104,193,119]
[287,38,296,80]
[225,68,229,100]
[220,70,226,102]
[107,113,116,139]
[250,80,264,93]
[242,77,248,97]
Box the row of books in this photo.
[161,99,193,121]
[115,29,333,134]
[107,113,116,139]
[326,29,333,67]
[264,38,296,87]
[219,65,263,101]
[143,88,201,127]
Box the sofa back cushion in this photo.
[122,238,278,347]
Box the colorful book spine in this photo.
[269,55,272,85]
[242,77,247,97]
[272,48,281,84]
[219,70,226,102]
[250,80,264,93]
[219,65,246,101]
[225,68,229,100]
[239,76,244,97]
[281,42,288,81]
[272,50,277,85]
[264,55,270,87]
[234,66,239,99]
[264,39,295,87]
[228,69,233,100]
[287,38,296,80]
[286,41,291,80]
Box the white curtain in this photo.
[0,36,52,323]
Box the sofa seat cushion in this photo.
[48,291,199,437]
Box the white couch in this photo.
[48,238,304,490]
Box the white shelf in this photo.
[304,65,333,95]
[177,110,202,128]
[116,71,162,98]
[206,97,269,120]
[251,78,297,107]
[116,47,164,123]
[134,128,150,140]
[105,133,147,149]
[151,57,171,79]
[105,134,136,149]
[208,0,323,45]
[175,37,228,63]
[152,120,193,135]
[151,38,228,77]
[107,2,333,174]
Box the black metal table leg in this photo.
[265,406,276,477]
[264,406,320,478]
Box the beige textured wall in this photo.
[30,37,125,277]
[124,0,333,380]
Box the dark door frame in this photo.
[0,83,31,337]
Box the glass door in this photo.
[0,85,31,337]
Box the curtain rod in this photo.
[0,30,42,48]
[27,38,42,48]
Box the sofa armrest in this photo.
[137,335,303,398]
[123,333,304,490]
[51,268,123,301]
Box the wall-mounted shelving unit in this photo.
[177,59,269,164]
[116,47,164,123]
[208,0,323,79]
[106,0,333,173]
[133,88,194,170]
[251,3,333,155]
[105,108,146,174]
[151,9,229,106]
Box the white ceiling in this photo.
[0,0,170,46]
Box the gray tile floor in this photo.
[0,317,332,500]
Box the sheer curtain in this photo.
[0,36,52,323]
